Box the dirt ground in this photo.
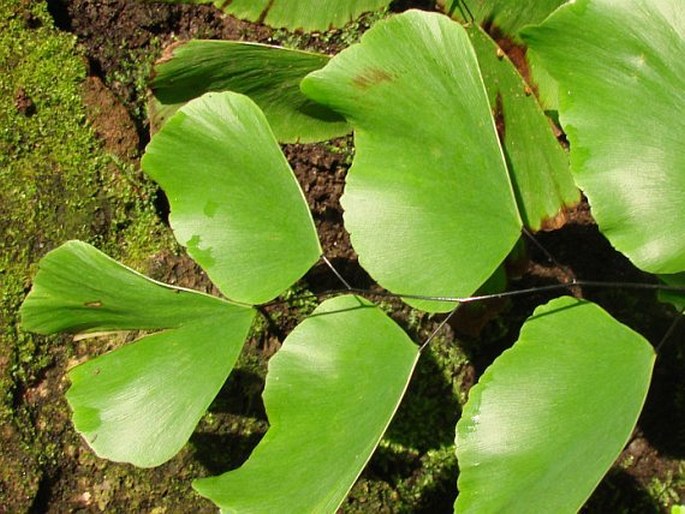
[4,0,685,512]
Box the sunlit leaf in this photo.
[467,25,578,230]
[67,312,253,468]
[142,92,322,304]
[522,0,685,274]
[455,296,655,513]
[149,40,349,143]
[21,241,255,467]
[302,10,522,313]
[20,241,245,334]
[194,295,419,513]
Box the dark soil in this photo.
[14,87,37,117]
[13,0,685,512]
[83,76,139,161]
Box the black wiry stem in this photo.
[262,280,685,308]
[655,308,684,353]
[321,255,353,291]
[419,305,459,352]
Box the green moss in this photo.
[647,464,685,511]
[107,37,164,122]
[0,0,165,393]
[280,283,320,317]
[0,1,171,510]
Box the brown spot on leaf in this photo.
[539,208,569,232]
[538,197,585,232]
[156,40,185,67]
[352,69,395,90]
[84,301,103,308]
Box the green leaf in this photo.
[302,10,522,313]
[526,48,560,112]
[193,295,419,513]
[522,0,685,274]
[212,0,391,31]
[466,25,578,230]
[67,313,253,468]
[442,0,566,38]
[149,40,349,143]
[21,241,255,467]
[142,92,322,305]
[455,296,655,513]
[20,241,248,334]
